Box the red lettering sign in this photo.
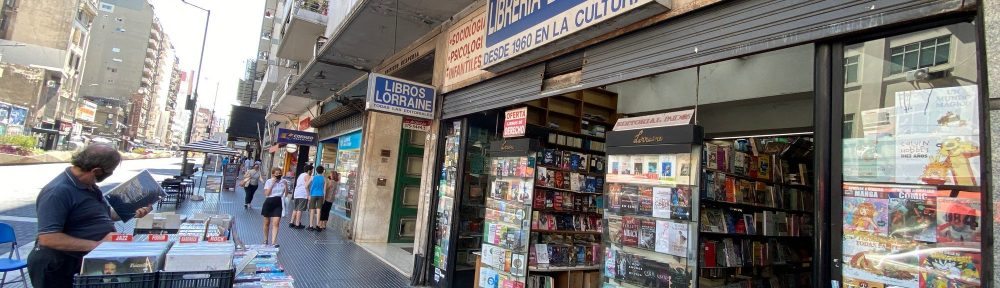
[179,236,200,243]
[147,234,168,242]
[503,107,528,138]
[110,233,133,242]
[206,236,227,243]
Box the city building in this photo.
[191,107,211,143]
[0,0,98,150]
[237,59,256,107]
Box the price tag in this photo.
[179,236,200,243]
[206,236,227,243]
[110,233,133,242]
[148,234,168,242]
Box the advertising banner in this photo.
[482,0,665,68]
[502,107,527,138]
[892,86,980,186]
[366,73,436,119]
[275,128,317,145]
[337,131,362,150]
[77,100,97,122]
[612,109,694,131]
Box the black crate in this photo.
[73,273,157,288]
[157,269,235,288]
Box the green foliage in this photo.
[0,134,37,149]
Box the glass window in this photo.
[888,35,950,74]
[840,23,982,288]
[844,55,860,84]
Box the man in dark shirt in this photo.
[26,144,151,288]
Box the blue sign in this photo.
[275,128,317,145]
[366,73,436,119]
[482,0,662,68]
[338,131,362,150]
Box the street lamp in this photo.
[180,0,210,175]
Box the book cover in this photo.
[610,155,620,175]
[936,196,981,243]
[608,183,622,213]
[639,220,656,250]
[607,215,623,244]
[919,251,981,288]
[654,220,672,254]
[748,155,759,179]
[703,209,724,233]
[651,187,672,218]
[644,155,659,179]
[887,187,937,242]
[554,172,565,189]
[638,185,654,216]
[842,184,891,236]
[724,177,737,203]
[705,143,719,171]
[536,167,548,187]
[670,187,691,220]
[543,149,556,166]
[658,154,676,183]
[570,153,581,171]
[667,221,689,257]
[604,248,617,279]
[676,154,692,185]
[757,155,771,181]
[841,230,920,287]
[621,216,639,246]
[737,179,753,204]
[732,151,748,175]
[703,241,717,267]
[620,184,639,214]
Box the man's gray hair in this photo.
[72,144,122,171]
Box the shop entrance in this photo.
[389,129,426,243]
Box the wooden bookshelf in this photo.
[700,199,812,214]
[529,265,601,272]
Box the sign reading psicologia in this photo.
[483,0,665,69]
[366,73,437,119]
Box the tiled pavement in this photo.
[3,173,415,288]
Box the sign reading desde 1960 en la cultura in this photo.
[366,73,437,119]
[482,0,667,69]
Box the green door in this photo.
[389,129,425,243]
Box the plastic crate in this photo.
[157,269,235,288]
[73,273,157,288]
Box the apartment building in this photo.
[237,59,256,107]
[0,0,98,150]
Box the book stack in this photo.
[699,238,808,268]
[530,212,602,233]
[699,208,812,237]
[528,233,600,268]
[531,189,600,213]
[80,242,172,276]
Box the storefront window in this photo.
[433,120,462,277]
[333,131,362,218]
[840,23,983,287]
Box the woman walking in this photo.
[261,168,289,246]
[242,163,263,208]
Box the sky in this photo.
[147,0,265,120]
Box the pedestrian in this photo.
[27,144,152,288]
[261,167,289,246]
[243,156,253,172]
[289,164,312,229]
[319,171,339,230]
[306,166,330,231]
[221,156,229,167]
[242,163,263,208]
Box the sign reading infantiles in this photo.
[366,73,437,119]
[613,109,694,131]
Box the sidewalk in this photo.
[3,175,415,288]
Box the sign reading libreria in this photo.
[483,0,662,68]
[366,73,436,119]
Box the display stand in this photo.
[478,139,539,287]
[601,124,704,288]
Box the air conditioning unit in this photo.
[905,68,929,82]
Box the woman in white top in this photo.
[261,167,289,246]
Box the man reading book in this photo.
[27,144,152,288]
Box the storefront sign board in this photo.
[402,117,431,132]
[443,5,494,93]
[77,100,97,122]
[612,109,694,131]
[482,0,669,69]
[338,131,362,150]
[503,107,527,138]
[275,128,317,145]
[366,73,436,119]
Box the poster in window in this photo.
[893,86,981,186]
[935,196,981,243]
[843,185,891,236]
[841,230,921,287]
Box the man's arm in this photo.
[37,232,104,252]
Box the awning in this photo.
[179,139,240,155]
[284,0,475,100]
[309,99,365,128]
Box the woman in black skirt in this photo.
[261,167,289,246]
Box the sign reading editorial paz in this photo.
[366,73,437,119]
[482,0,671,70]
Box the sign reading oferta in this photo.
[366,73,437,119]
[482,0,670,69]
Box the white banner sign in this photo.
[613,109,694,131]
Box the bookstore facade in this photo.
[417,1,991,288]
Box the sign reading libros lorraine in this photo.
[366,73,437,119]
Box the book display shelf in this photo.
[601,125,704,288]
[697,136,815,288]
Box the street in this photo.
[0,157,186,248]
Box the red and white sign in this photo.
[298,117,312,131]
[206,236,228,243]
[109,233,133,242]
[402,118,431,132]
[179,236,200,243]
[442,6,494,93]
[147,234,168,242]
[613,109,695,131]
[503,107,528,138]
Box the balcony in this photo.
[144,56,155,67]
[146,47,156,58]
[275,0,328,63]
[148,37,159,50]
[142,67,154,78]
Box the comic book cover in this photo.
[652,187,673,219]
[894,86,981,186]
[841,230,921,288]
[936,197,981,243]
[639,219,656,250]
[843,277,886,288]
[887,187,937,242]
[843,184,892,236]
[621,216,639,246]
[638,185,654,216]
[919,251,981,288]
